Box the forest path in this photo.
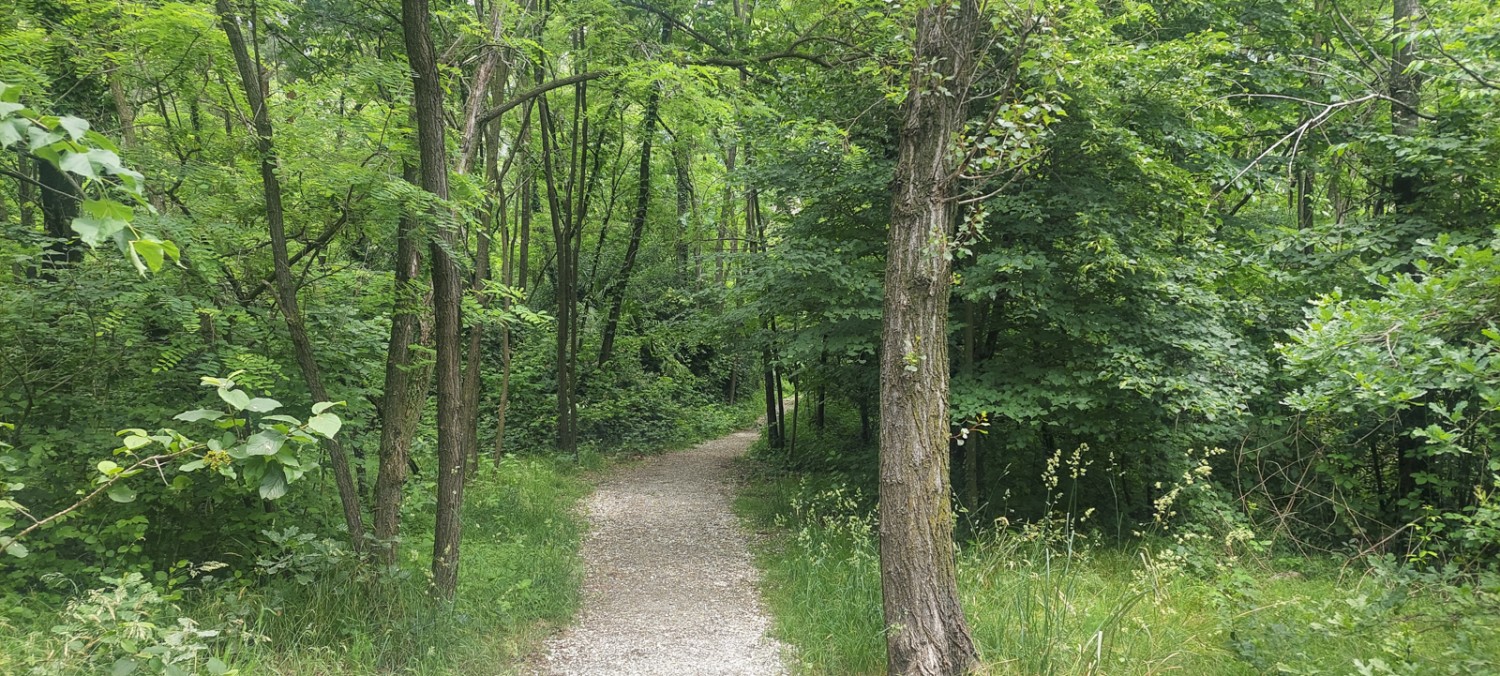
[529,428,787,675]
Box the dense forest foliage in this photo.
[2,0,1498,672]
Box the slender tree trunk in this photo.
[1390,0,1421,213]
[401,0,466,598]
[878,1,982,673]
[216,0,366,551]
[597,88,658,366]
[374,162,435,564]
[1390,0,1427,514]
[598,25,670,368]
[673,141,692,281]
[539,82,579,457]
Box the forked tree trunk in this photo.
[401,0,467,598]
[877,0,982,673]
[216,0,366,552]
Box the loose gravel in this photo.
[530,429,788,675]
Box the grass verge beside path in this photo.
[0,456,590,675]
[737,462,1500,675]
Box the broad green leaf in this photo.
[59,151,96,179]
[107,485,137,503]
[56,115,88,140]
[131,240,166,273]
[0,118,23,147]
[243,431,284,456]
[111,657,138,676]
[311,401,342,414]
[259,465,288,500]
[306,413,341,439]
[97,460,120,475]
[4,539,28,558]
[174,409,224,422]
[219,388,252,411]
[245,397,282,413]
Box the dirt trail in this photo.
[531,428,787,675]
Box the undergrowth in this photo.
[737,460,1500,675]
[0,455,589,675]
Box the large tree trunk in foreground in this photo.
[216,0,366,552]
[878,1,981,673]
[401,0,466,599]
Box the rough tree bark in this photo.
[877,0,982,673]
[373,162,434,564]
[400,0,467,598]
[215,0,366,551]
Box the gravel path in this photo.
[531,429,787,675]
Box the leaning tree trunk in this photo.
[216,0,366,552]
[401,0,467,599]
[877,0,982,674]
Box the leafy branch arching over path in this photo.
[532,429,787,675]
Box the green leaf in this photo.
[123,434,151,450]
[59,151,96,179]
[111,657,138,676]
[244,397,282,413]
[174,409,224,423]
[130,240,165,273]
[259,465,288,500]
[219,388,252,411]
[243,431,284,457]
[206,657,229,676]
[107,485,137,503]
[56,115,89,141]
[3,539,27,558]
[311,401,342,415]
[97,460,120,475]
[306,413,341,439]
[0,119,23,147]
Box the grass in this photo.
[0,396,763,675]
[736,466,1500,675]
[0,454,590,675]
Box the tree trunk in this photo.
[401,0,466,599]
[598,25,670,368]
[877,1,981,673]
[216,0,366,552]
[374,162,435,564]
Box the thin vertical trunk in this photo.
[962,301,979,510]
[1390,0,1426,513]
[878,1,982,673]
[539,80,578,457]
[673,141,692,281]
[216,0,366,551]
[598,24,670,368]
[374,162,434,564]
[1390,0,1421,213]
[401,0,466,598]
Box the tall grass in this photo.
[737,462,1500,675]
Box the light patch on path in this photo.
[532,429,787,675]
